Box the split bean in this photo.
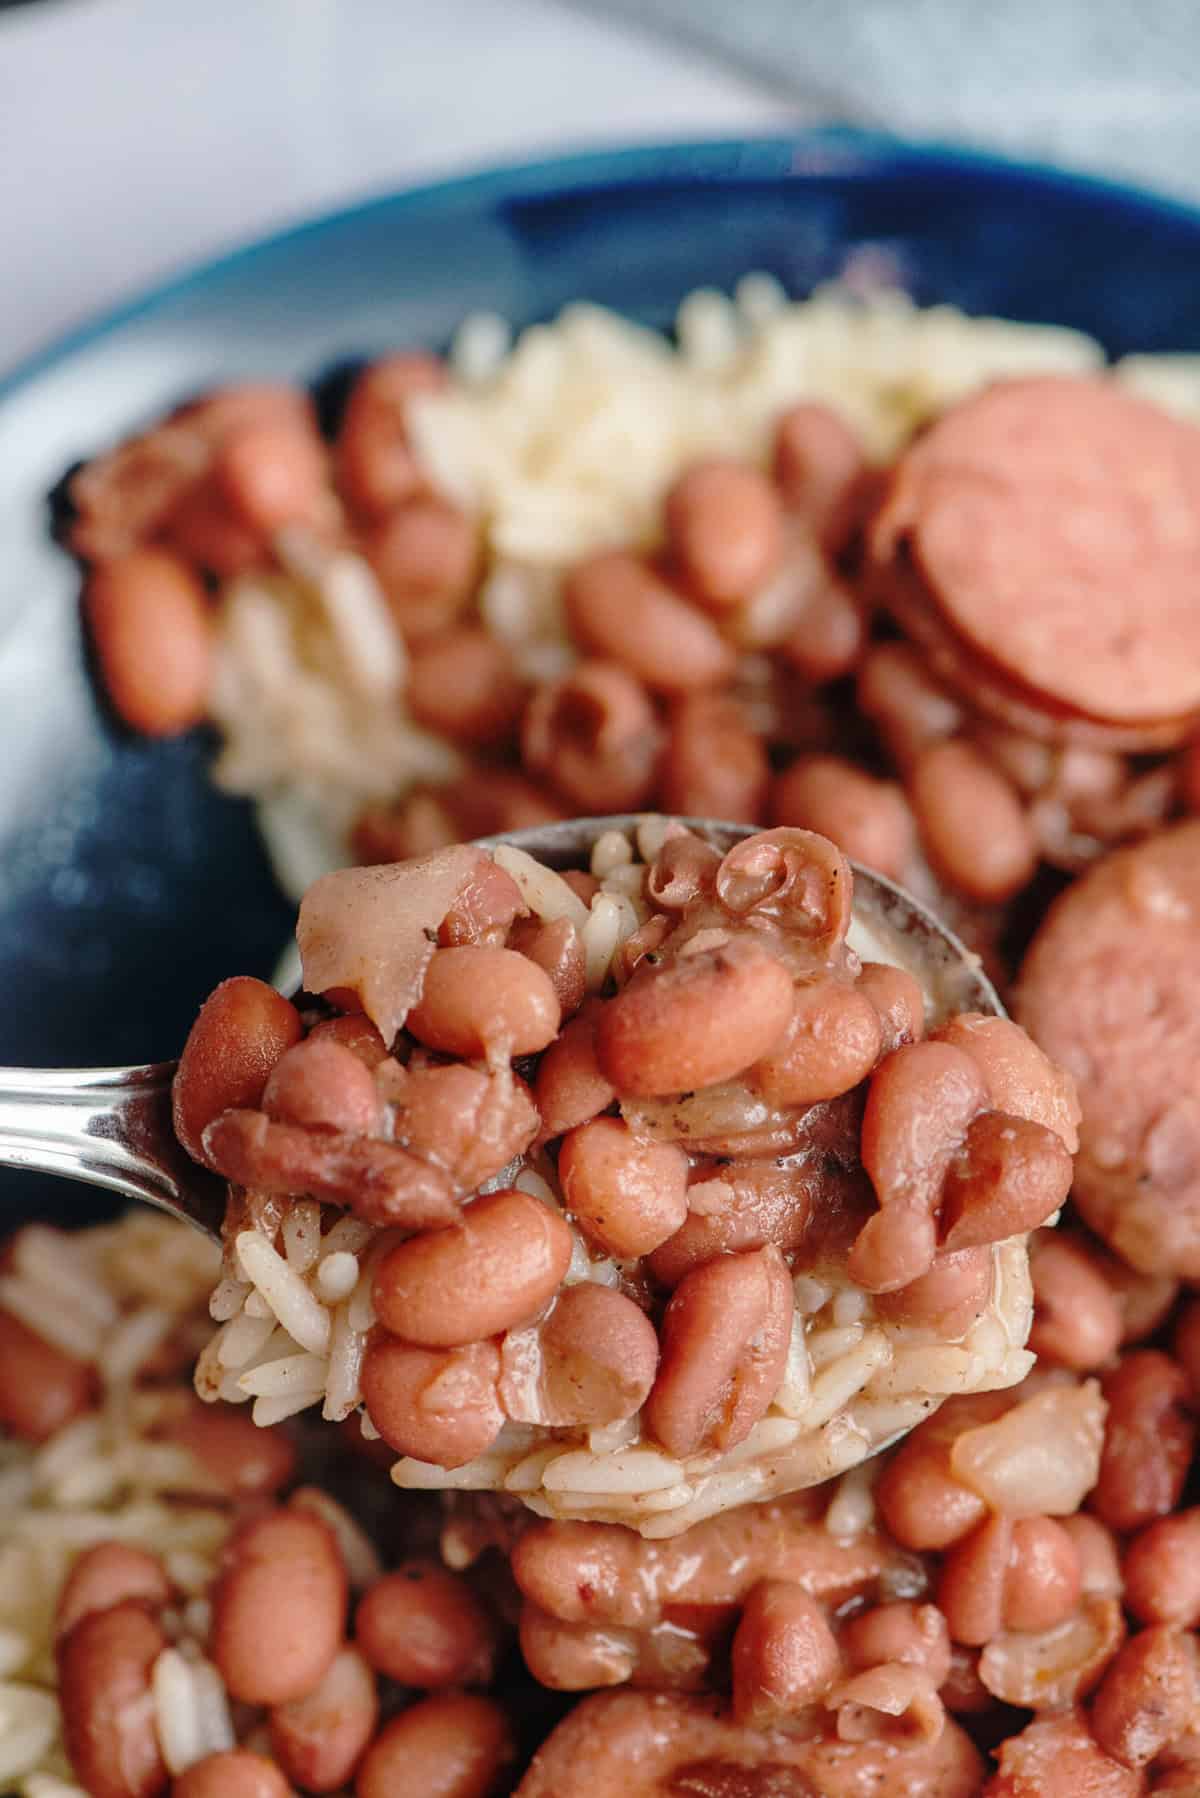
[521,660,661,813]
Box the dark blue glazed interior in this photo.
[3,129,1200,1224]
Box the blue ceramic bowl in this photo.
[4,129,1200,1222]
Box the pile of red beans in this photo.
[32,340,1200,1793]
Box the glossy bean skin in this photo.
[0,1306,96,1443]
[172,976,302,1165]
[1123,1511,1200,1628]
[215,417,328,534]
[533,1006,617,1141]
[939,1111,1073,1251]
[55,1543,170,1641]
[440,859,526,948]
[335,352,445,519]
[262,1037,381,1136]
[564,551,737,693]
[660,690,769,824]
[355,1694,514,1798]
[373,1189,573,1347]
[1004,1517,1083,1632]
[873,1247,993,1338]
[521,660,662,814]
[85,547,214,737]
[748,977,883,1106]
[937,1515,1013,1647]
[361,1337,504,1468]
[508,917,586,1020]
[518,1603,640,1690]
[1091,1352,1195,1534]
[406,628,526,747]
[931,1013,1081,1153]
[357,1560,497,1689]
[771,756,915,883]
[595,936,795,1098]
[173,1753,294,1798]
[211,1509,347,1705]
[842,1602,951,1689]
[268,1644,378,1793]
[858,962,926,1054]
[665,458,783,607]
[1060,1514,1123,1600]
[1091,1626,1198,1769]
[647,1157,821,1288]
[731,1580,842,1726]
[58,1600,169,1798]
[510,1283,660,1426]
[644,1245,792,1458]
[876,1424,989,1553]
[772,401,871,553]
[387,1063,538,1195]
[909,739,1038,904]
[407,946,561,1057]
[558,1117,689,1258]
[306,1012,388,1067]
[1028,1234,1124,1371]
[713,828,853,955]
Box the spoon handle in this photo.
[0,1062,225,1238]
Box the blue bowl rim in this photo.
[6,125,1200,403]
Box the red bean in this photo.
[664,458,784,607]
[508,917,586,1020]
[534,1008,619,1141]
[356,1561,498,1687]
[354,1694,514,1798]
[361,1337,504,1468]
[909,739,1038,904]
[731,1580,842,1726]
[509,1283,659,1427]
[262,1037,381,1136]
[985,1709,1144,1798]
[365,496,480,639]
[558,1116,689,1258]
[56,1543,170,1640]
[565,551,736,693]
[1123,1511,1200,1628]
[85,547,214,737]
[1091,1352,1195,1533]
[748,977,883,1105]
[268,1645,378,1794]
[876,1428,988,1553]
[211,1508,347,1705]
[1004,1517,1083,1632]
[778,577,867,683]
[939,1111,1073,1251]
[1091,1626,1198,1769]
[407,945,560,1057]
[173,976,302,1165]
[522,660,662,813]
[842,1602,951,1688]
[387,1062,538,1195]
[336,352,445,519]
[660,690,769,824]
[857,640,963,772]
[857,961,926,1053]
[644,1244,792,1458]
[58,1601,168,1798]
[159,1400,298,1499]
[215,418,328,534]
[771,756,914,882]
[373,1189,573,1347]
[172,1753,293,1798]
[937,1514,1012,1646]
[1028,1234,1124,1371]
[594,936,795,1097]
[0,1306,96,1443]
[772,402,871,553]
[406,628,525,746]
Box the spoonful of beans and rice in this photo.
[0,815,1077,1534]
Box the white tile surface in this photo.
[0,0,793,373]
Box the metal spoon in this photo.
[0,817,1001,1243]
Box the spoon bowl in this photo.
[0,816,1001,1243]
